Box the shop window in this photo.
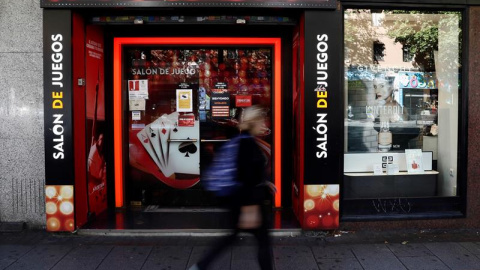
[123,47,274,206]
[344,9,462,217]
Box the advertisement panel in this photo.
[86,25,107,216]
[41,0,336,8]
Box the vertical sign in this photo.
[303,10,343,185]
[211,82,230,119]
[302,10,342,230]
[43,10,74,232]
[43,10,73,186]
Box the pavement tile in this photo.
[231,245,271,270]
[425,242,480,270]
[4,245,73,270]
[231,259,261,270]
[273,236,320,247]
[232,246,258,260]
[273,246,319,270]
[387,243,434,257]
[0,231,47,245]
[187,246,232,270]
[187,236,222,246]
[317,258,364,270]
[0,245,34,269]
[96,246,152,270]
[398,256,450,270]
[141,246,192,270]
[311,245,355,260]
[51,245,113,270]
[351,244,407,270]
[459,242,480,255]
[274,246,316,258]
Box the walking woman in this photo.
[190,105,276,270]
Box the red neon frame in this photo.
[114,37,282,208]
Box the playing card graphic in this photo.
[136,111,200,182]
[157,114,174,166]
[148,122,174,178]
[136,127,163,173]
[168,115,200,175]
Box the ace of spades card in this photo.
[167,113,200,175]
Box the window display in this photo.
[344,10,462,207]
[124,47,273,206]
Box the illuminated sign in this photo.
[41,0,336,9]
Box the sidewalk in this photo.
[1,229,480,270]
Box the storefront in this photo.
[41,0,471,232]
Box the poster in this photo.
[405,149,424,174]
[86,25,107,216]
[132,111,141,120]
[236,95,252,107]
[178,114,195,127]
[211,82,230,119]
[176,89,193,112]
[128,79,149,99]
[129,99,146,111]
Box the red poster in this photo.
[86,25,107,216]
[178,114,195,127]
[236,95,252,107]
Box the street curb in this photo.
[77,228,303,237]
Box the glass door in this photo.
[124,46,273,207]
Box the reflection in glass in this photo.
[344,10,461,200]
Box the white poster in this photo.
[129,99,146,111]
[128,79,149,99]
[405,149,424,174]
[132,111,141,120]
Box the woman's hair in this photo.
[237,105,265,131]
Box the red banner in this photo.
[86,25,107,216]
[236,95,252,107]
[178,114,195,127]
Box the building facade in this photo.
[1,0,480,231]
